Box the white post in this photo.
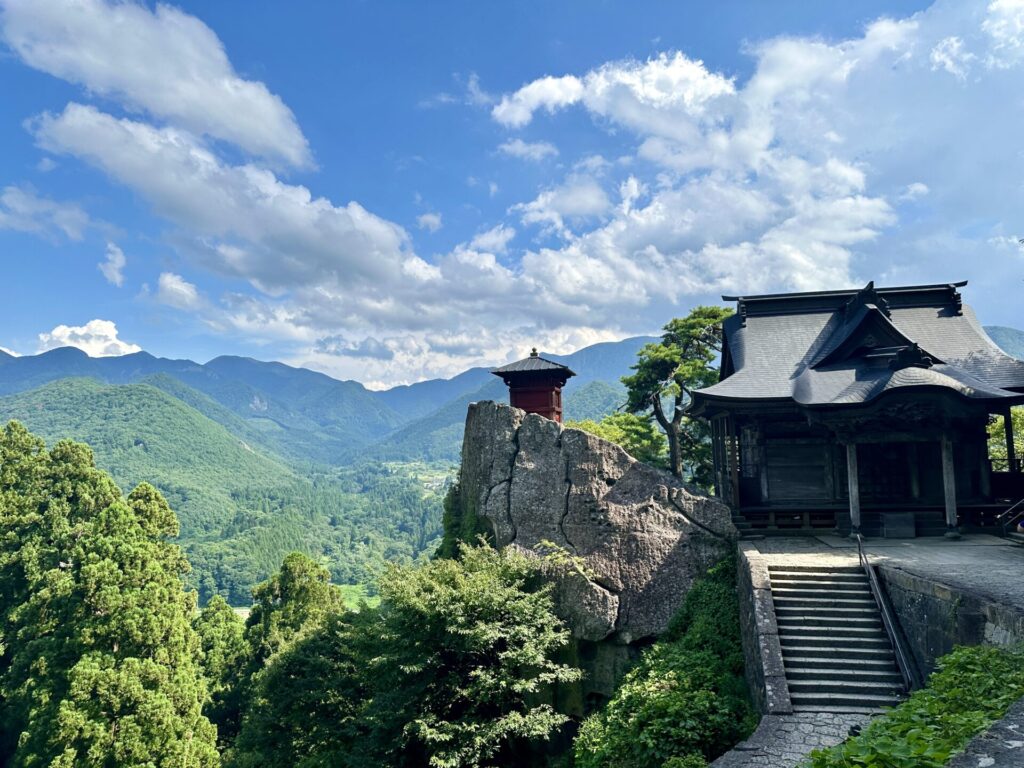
[846,443,861,537]
[941,436,960,539]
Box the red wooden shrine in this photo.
[492,348,576,423]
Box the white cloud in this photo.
[37,319,141,356]
[930,36,975,79]
[416,212,443,232]
[899,182,930,201]
[492,75,585,127]
[498,138,559,161]
[36,157,57,172]
[469,224,516,254]
[98,241,125,286]
[0,345,20,357]
[514,176,612,235]
[33,103,412,294]
[0,0,311,167]
[983,0,1024,66]
[0,184,89,240]
[156,272,202,310]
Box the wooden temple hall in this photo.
[690,281,1024,537]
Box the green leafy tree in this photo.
[622,306,732,485]
[566,412,668,468]
[229,610,372,768]
[244,551,345,666]
[361,543,582,767]
[0,421,218,767]
[194,595,248,746]
[573,557,755,768]
[988,406,1024,470]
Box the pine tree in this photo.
[0,422,219,767]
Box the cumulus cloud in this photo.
[469,224,516,254]
[33,103,412,294]
[98,241,125,286]
[0,184,90,240]
[498,138,559,161]
[0,345,20,357]
[416,212,443,232]
[11,0,1024,385]
[156,272,202,310]
[0,0,311,167]
[37,318,141,356]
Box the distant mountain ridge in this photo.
[986,326,1024,360]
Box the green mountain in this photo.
[0,335,660,603]
[986,326,1024,360]
[0,377,447,605]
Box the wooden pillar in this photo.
[729,417,741,510]
[908,443,921,501]
[941,435,960,539]
[1006,410,1018,473]
[846,443,861,536]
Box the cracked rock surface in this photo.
[459,401,736,643]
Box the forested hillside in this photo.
[0,337,652,603]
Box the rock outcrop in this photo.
[458,401,736,649]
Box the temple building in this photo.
[690,281,1024,537]
[492,349,575,423]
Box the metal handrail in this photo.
[997,497,1024,536]
[856,534,923,692]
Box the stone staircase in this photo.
[769,564,905,712]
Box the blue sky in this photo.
[1,0,1022,386]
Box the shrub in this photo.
[807,644,1024,768]
[573,556,756,768]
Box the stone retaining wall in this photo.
[737,542,792,714]
[877,565,1024,676]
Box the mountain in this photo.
[986,326,1024,360]
[0,378,296,538]
[0,376,448,604]
[0,335,658,603]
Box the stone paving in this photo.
[946,695,1024,768]
[709,712,872,767]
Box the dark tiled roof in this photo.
[492,349,576,377]
[693,282,1024,412]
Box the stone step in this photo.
[772,595,877,609]
[775,606,881,620]
[789,690,903,709]
[778,623,888,640]
[785,668,903,685]
[768,564,863,573]
[778,634,891,649]
[788,679,904,697]
[768,568,866,580]
[777,615,882,629]
[782,655,897,671]
[770,580,871,593]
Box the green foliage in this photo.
[574,556,755,768]
[435,480,492,560]
[360,543,582,767]
[988,406,1024,468]
[233,544,581,768]
[244,552,345,666]
[0,421,218,767]
[622,306,731,485]
[566,412,668,468]
[194,595,248,745]
[806,644,1024,768]
[0,377,450,605]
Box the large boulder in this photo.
[458,401,736,645]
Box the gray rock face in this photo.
[459,401,736,645]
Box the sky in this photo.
[0,0,1022,388]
